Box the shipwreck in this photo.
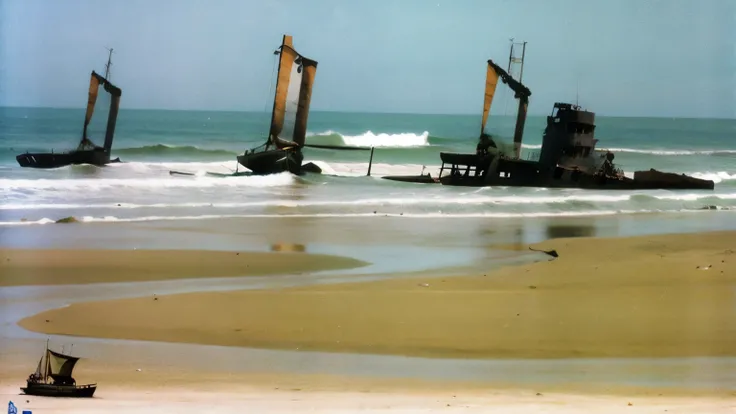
[382,42,714,191]
[16,49,122,169]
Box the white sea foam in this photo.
[0,171,295,191]
[307,130,430,147]
[5,208,734,227]
[0,209,652,226]
[690,172,736,183]
[4,191,735,211]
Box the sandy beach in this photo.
[18,230,736,360]
[4,228,736,412]
[0,248,368,286]
[2,384,733,414]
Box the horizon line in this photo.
[1,105,733,121]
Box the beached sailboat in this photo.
[21,341,97,398]
[383,42,714,190]
[16,49,122,169]
[237,35,318,175]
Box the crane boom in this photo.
[487,59,531,159]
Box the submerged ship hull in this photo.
[16,150,120,169]
[21,382,97,398]
[383,152,715,190]
[437,172,715,190]
[236,148,304,175]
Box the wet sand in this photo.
[0,248,368,286]
[18,230,736,360]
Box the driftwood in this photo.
[529,246,559,258]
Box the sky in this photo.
[0,0,734,118]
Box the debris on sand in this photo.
[529,246,559,258]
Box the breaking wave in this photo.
[0,171,296,191]
[4,191,736,211]
[306,130,431,148]
[3,208,733,227]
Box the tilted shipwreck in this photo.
[236,34,320,176]
[16,49,122,169]
[383,43,714,190]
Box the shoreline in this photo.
[16,230,736,361]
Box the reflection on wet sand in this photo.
[271,243,306,253]
[545,222,597,239]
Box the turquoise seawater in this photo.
[1,106,735,225]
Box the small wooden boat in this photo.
[21,341,97,398]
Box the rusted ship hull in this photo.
[383,152,714,190]
[631,169,714,190]
[437,173,714,190]
[383,171,713,190]
[16,150,120,169]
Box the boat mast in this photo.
[43,339,50,383]
[506,39,529,160]
[266,36,287,150]
[104,47,114,80]
[507,39,527,83]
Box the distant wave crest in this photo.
[306,130,430,148]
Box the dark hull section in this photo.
[437,172,714,190]
[236,148,304,175]
[16,150,120,169]
[383,153,715,191]
[382,174,439,184]
[21,382,97,398]
[632,169,715,190]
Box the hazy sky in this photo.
[1,0,734,117]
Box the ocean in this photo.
[1,106,735,226]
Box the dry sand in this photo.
[0,248,368,286]
[2,383,733,414]
[18,230,736,360]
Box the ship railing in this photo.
[526,151,540,161]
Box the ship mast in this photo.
[44,338,50,383]
[507,38,527,83]
[104,47,114,80]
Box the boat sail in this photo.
[237,34,318,175]
[477,51,530,160]
[16,49,122,169]
[21,341,97,397]
[480,59,500,137]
